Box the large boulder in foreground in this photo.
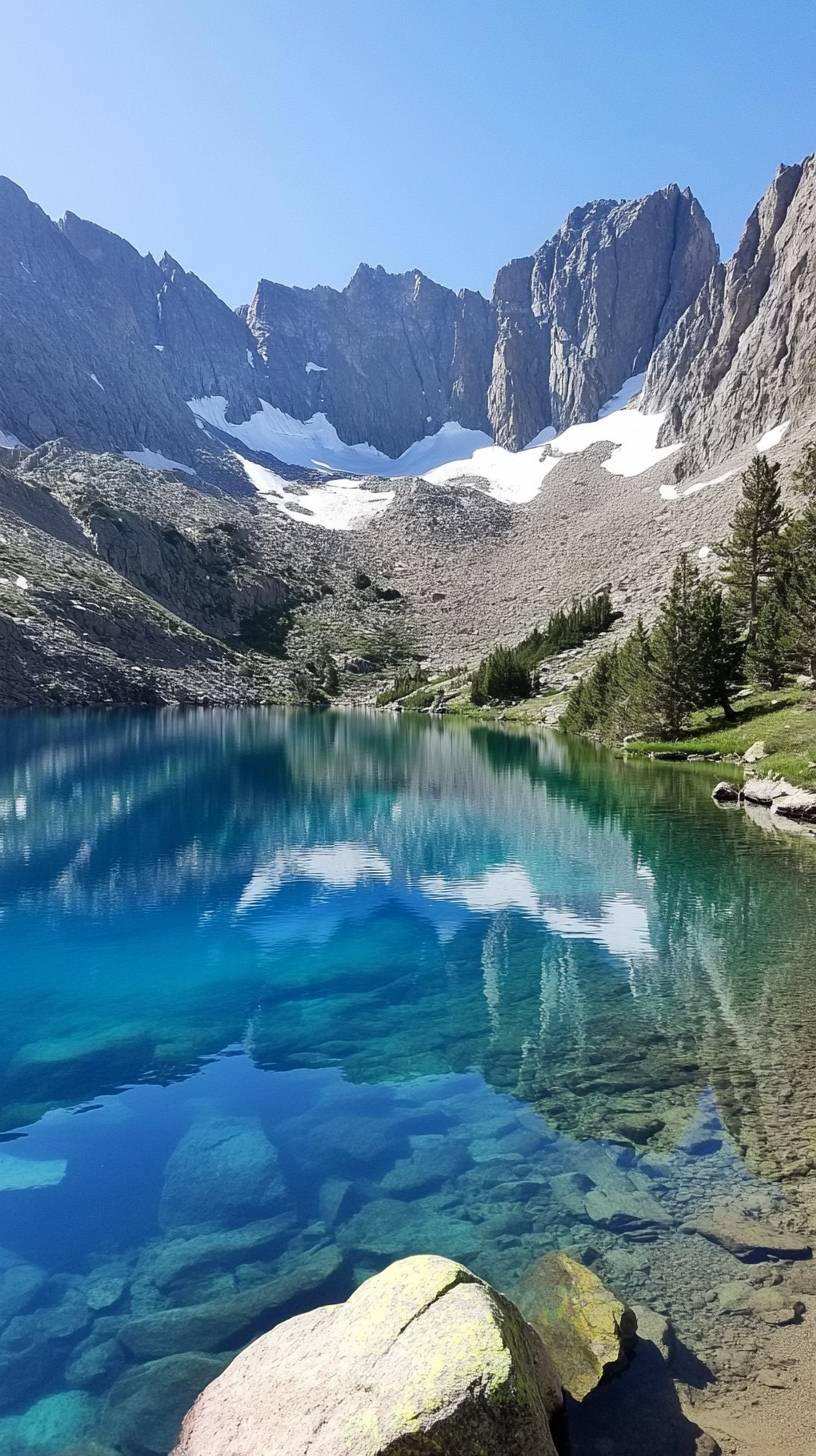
[514,1251,636,1400]
[172,1255,563,1456]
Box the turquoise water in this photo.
[1,709,816,1454]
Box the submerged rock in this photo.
[171,1254,563,1456]
[681,1208,812,1261]
[1,1390,97,1451]
[148,1212,297,1290]
[119,1243,344,1359]
[336,1197,481,1264]
[515,1251,636,1400]
[158,1116,288,1232]
[380,1136,471,1195]
[106,1352,227,1456]
[549,1150,671,1235]
[0,1153,67,1192]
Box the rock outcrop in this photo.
[514,1250,636,1400]
[171,1254,564,1456]
[489,186,718,447]
[642,155,816,467]
[0,173,716,471]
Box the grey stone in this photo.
[171,1255,564,1456]
[118,1243,343,1359]
[643,157,816,470]
[158,1116,289,1232]
[106,1353,228,1456]
[681,1208,811,1260]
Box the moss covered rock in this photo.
[514,1250,636,1400]
[172,1254,563,1456]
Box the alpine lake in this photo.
[1,708,816,1455]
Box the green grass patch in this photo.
[626,686,816,789]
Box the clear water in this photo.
[1,709,816,1454]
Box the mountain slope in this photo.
[0,176,716,476]
[488,186,718,447]
[642,156,816,469]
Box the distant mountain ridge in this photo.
[0,176,716,477]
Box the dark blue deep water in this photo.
[1,709,816,1453]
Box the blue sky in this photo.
[2,0,814,306]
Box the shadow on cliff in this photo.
[566,1337,715,1455]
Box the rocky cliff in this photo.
[0,176,717,473]
[642,156,816,468]
[489,187,718,447]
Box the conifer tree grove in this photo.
[647,554,702,734]
[717,454,787,639]
[692,578,741,719]
[746,592,788,688]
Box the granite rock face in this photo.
[0,173,716,471]
[171,1254,563,1456]
[0,178,261,473]
[488,186,718,447]
[642,155,816,467]
[244,267,495,458]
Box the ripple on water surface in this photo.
[0,709,815,1454]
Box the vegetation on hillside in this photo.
[562,445,816,746]
[470,590,616,705]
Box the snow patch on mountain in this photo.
[660,469,736,502]
[123,448,196,477]
[424,445,559,504]
[188,383,685,529]
[0,427,24,449]
[549,407,681,477]
[755,420,790,452]
[238,455,393,530]
[597,372,646,418]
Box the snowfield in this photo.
[124,448,197,477]
[184,377,685,530]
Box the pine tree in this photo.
[746,591,788,688]
[692,578,742,719]
[785,442,816,676]
[648,555,701,735]
[717,454,787,639]
[612,617,653,736]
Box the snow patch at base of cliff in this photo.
[188,383,684,528]
[123,449,196,476]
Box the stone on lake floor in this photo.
[380,1135,472,1195]
[0,1389,97,1451]
[0,1260,47,1323]
[0,1153,67,1192]
[630,1303,675,1364]
[514,1250,636,1400]
[147,1212,298,1289]
[681,1208,812,1260]
[335,1197,482,1265]
[84,1266,128,1311]
[7,1025,153,1102]
[65,1332,126,1389]
[158,1116,289,1231]
[106,1352,228,1456]
[171,1255,564,1456]
[318,1176,354,1227]
[276,1111,402,1170]
[118,1242,344,1360]
[549,1149,672,1235]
